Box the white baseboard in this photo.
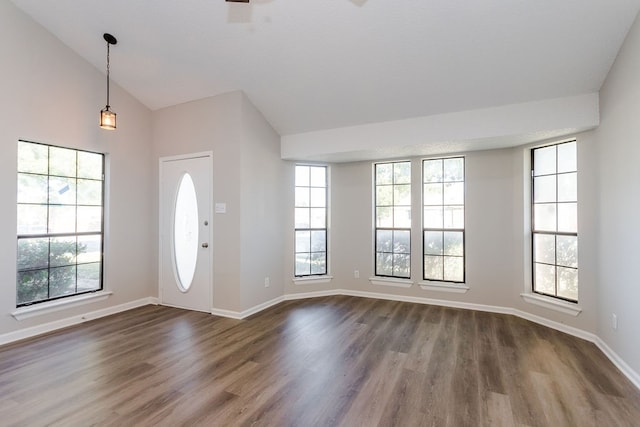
[210,291,350,320]
[340,289,513,315]
[210,295,284,320]
[209,308,244,320]
[241,296,284,318]
[284,289,342,300]
[0,297,158,346]
[594,336,640,391]
[283,288,639,391]
[510,307,597,343]
[337,288,596,341]
[2,288,638,392]
[340,288,598,342]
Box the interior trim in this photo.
[11,291,114,321]
[1,290,637,391]
[418,281,469,293]
[1,296,158,346]
[520,293,582,316]
[293,275,333,285]
[369,277,413,288]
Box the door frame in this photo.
[158,151,214,311]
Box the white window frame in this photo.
[16,140,106,308]
[420,156,466,287]
[521,140,582,316]
[373,161,412,281]
[293,164,331,283]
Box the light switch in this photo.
[215,203,227,214]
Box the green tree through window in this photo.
[17,140,104,306]
[375,161,411,278]
[532,141,578,302]
[423,157,465,283]
[294,165,328,276]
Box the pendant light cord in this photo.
[106,42,111,108]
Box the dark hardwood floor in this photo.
[0,296,639,426]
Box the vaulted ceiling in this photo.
[10,0,640,136]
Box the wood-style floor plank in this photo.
[0,296,639,426]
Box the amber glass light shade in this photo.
[100,33,117,130]
[100,106,116,130]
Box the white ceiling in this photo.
[10,0,640,136]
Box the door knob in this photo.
[202,243,209,248]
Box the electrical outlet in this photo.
[264,277,270,288]
[354,270,360,279]
[612,313,618,330]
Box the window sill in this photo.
[293,275,333,285]
[369,277,413,288]
[418,281,469,293]
[11,291,113,321]
[520,293,582,316]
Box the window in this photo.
[294,165,327,276]
[423,157,465,282]
[17,141,105,306]
[375,161,411,278]
[531,141,578,302]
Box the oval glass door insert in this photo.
[173,173,199,291]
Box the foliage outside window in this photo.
[532,141,578,302]
[17,141,104,306]
[423,157,465,282]
[294,165,327,276]
[375,161,411,278]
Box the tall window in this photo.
[375,161,411,278]
[423,157,465,282]
[17,141,105,306]
[295,165,327,276]
[532,141,578,302]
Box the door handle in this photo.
[202,243,209,248]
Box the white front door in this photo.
[159,154,212,312]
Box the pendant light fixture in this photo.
[100,33,117,130]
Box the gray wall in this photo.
[152,92,285,313]
[239,94,287,311]
[1,0,638,385]
[0,0,155,334]
[152,93,244,312]
[596,9,640,377]
[285,139,597,334]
